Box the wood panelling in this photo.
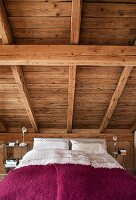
[73,66,123,129]
[23,66,68,129]
[80,2,136,45]
[4,2,71,17]
[0,67,32,129]
[4,1,71,44]
[8,17,70,28]
[99,66,133,133]
[3,0,136,45]
[12,66,38,132]
[83,3,136,17]
[108,67,136,129]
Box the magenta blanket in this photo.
[0,164,136,200]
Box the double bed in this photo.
[0,138,136,200]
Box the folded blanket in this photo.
[0,164,136,200]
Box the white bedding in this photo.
[16,149,122,169]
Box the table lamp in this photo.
[19,127,27,146]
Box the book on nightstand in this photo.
[5,159,18,168]
[118,148,127,155]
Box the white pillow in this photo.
[33,138,69,150]
[71,140,107,154]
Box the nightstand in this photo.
[112,148,127,167]
[3,143,29,174]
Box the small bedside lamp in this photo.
[112,136,118,158]
[19,127,27,146]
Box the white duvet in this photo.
[16,149,122,169]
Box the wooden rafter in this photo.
[0,119,7,132]
[67,65,77,132]
[11,66,38,132]
[70,0,82,44]
[0,0,38,132]
[67,0,82,133]
[99,66,133,133]
[0,45,135,66]
[0,0,13,44]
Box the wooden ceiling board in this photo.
[4,2,71,17]
[3,0,136,45]
[4,0,71,44]
[22,66,68,128]
[73,66,123,129]
[0,66,33,129]
[108,67,136,129]
[81,2,136,45]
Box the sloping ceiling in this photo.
[0,0,136,136]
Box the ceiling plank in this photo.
[11,66,38,132]
[67,0,82,133]
[0,119,7,132]
[0,0,38,132]
[0,45,135,66]
[0,0,13,44]
[99,66,133,133]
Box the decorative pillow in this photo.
[33,138,69,150]
[71,140,107,154]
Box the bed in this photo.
[0,138,136,200]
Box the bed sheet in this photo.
[16,149,122,169]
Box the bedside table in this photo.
[112,148,127,167]
[3,143,29,174]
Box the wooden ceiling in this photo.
[0,0,136,137]
[1,0,136,45]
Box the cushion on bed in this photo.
[33,138,69,150]
[71,140,107,154]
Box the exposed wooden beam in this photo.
[11,66,38,132]
[99,66,133,133]
[67,0,82,133]
[70,0,82,44]
[67,65,76,132]
[0,130,133,142]
[0,45,135,66]
[0,0,13,44]
[0,119,7,132]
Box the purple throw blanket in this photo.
[0,164,136,200]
